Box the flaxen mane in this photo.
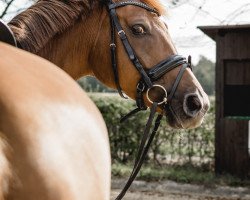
[8,0,165,53]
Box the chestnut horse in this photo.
[0,42,110,200]
[0,0,209,199]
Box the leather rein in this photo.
[107,1,192,199]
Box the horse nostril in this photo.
[184,94,202,117]
[187,95,201,111]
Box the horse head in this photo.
[90,0,210,129]
[9,0,210,129]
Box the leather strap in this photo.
[109,16,128,98]
[108,1,159,14]
[168,63,189,102]
[117,62,190,199]
[148,55,187,81]
[116,103,163,200]
[120,107,142,123]
[108,4,153,88]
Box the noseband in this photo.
[107,1,192,199]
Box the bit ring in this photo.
[146,84,167,105]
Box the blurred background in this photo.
[1,0,250,199]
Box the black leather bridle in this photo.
[108,0,191,110]
[107,1,192,200]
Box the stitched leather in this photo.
[109,6,153,88]
[109,1,159,14]
[148,55,187,80]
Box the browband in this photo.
[108,1,159,15]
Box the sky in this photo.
[162,0,250,64]
[1,0,250,64]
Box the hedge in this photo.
[88,93,215,166]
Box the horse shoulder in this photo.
[0,42,110,200]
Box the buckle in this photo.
[118,30,126,40]
[110,43,116,48]
[118,30,125,36]
[137,82,145,92]
[146,84,167,105]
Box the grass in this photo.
[112,162,250,187]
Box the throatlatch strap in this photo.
[115,103,163,200]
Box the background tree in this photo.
[0,0,34,20]
[78,76,115,93]
[0,0,15,18]
[193,56,215,95]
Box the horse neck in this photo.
[37,7,104,80]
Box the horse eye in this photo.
[131,25,146,35]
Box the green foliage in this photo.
[193,56,215,95]
[89,93,149,163]
[157,97,215,165]
[112,163,250,187]
[77,76,115,93]
[89,93,215,166]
